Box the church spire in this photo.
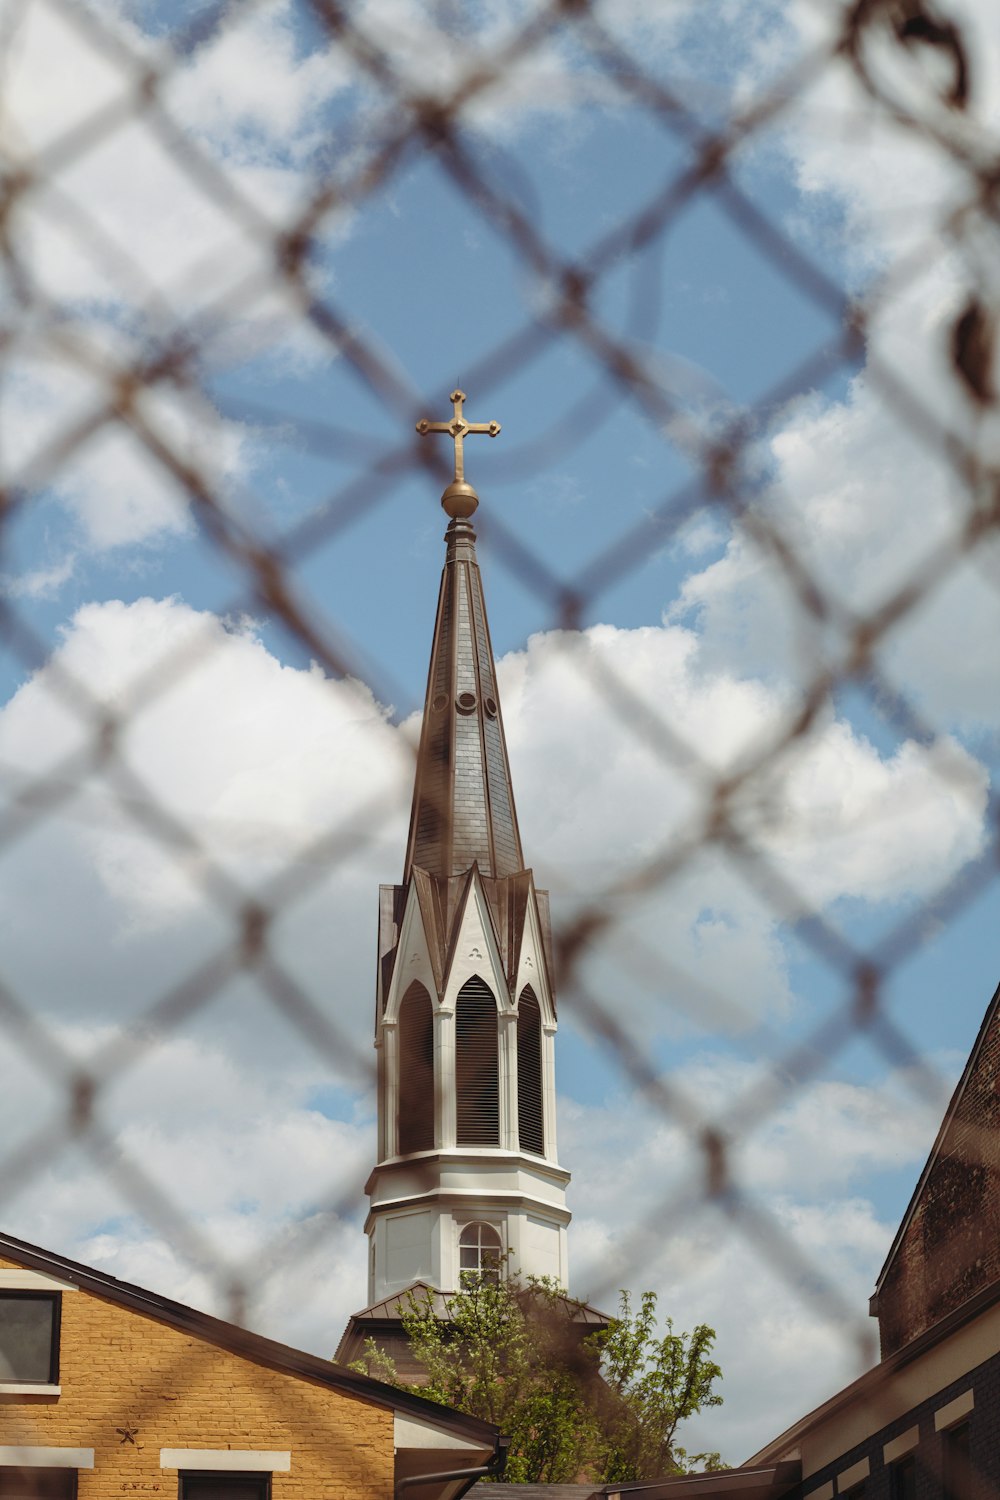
[339,387,571,1338]
[404,390,523,881]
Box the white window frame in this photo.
[457,1221,503,1284]
[0,1280,67,1395]
[0,1449,92,1469]
[160,1453,290,1473]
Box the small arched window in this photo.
[517,986,544,1156]
[455,976,499,1146]
[398,981,434,1155]
[459,1221,503,1285]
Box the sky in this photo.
[1,0,999,1466]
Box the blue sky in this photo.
[1,0,999,1463]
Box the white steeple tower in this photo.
[341,393,571,1355]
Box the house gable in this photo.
[0,1233,498,1500]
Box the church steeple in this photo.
[403,502,524,882]
[348,391,571,1323]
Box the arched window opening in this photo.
[455,976,499,1146]
[459,1221,503,1285]
[517,987,544,1156]
[398,982,434,1155]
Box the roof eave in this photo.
[605,1460,801,1500]
[746,1272,1000,1467]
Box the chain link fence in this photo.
[0,0,998,1483]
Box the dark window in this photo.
[892,1456,917,1500]
[180,1476,270,1500]
[0,1294,60,1384]
[943,1421,972,1500]
[398,982,435,1154]
[459,1222,503,1285]
[0,1471,76,1499]
[517,987,544,1156]
[455,977,499,1146]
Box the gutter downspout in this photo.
[395,1435,510,1499]
[396,1464,491,1496]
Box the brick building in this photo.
[0,1231,501,1500]
[871,980,1000,1358]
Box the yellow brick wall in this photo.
[0,1257,393,1500]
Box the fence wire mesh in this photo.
[0,0,999,1488]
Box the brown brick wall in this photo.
[878,1004,1000,1357]
[0,1258,393,1500]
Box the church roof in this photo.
[403,508,524,883]
[345,1281,451,1322]
[601,1462,800,1499]
[343,1280,612,1328]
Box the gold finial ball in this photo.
[441,479,479,518]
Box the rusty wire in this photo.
[0,0,998,1481]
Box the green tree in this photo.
[592,1289,724,1482]
[348,1272,723,1483]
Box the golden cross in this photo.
[416,389,500,483]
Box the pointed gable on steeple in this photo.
[873,978,1000,1356]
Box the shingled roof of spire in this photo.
[403,511,525,884]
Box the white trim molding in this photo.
[0,1385,61,1397]
[393,1415,490,1454]
[934,1390,974,1431]
[0,1447,92,1468]
[883,1427,919,1465]
[836,1458,870,1492]
[160,1451,290,1472]
[0,1272,76,1292]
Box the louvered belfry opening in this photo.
[517,986,544,1156]
[398,981,435,1154]
[455,976,500,1146]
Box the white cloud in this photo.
[0,0,645,326]
[0,598,409,1054]
[679,0,1000,733]
[0,1019,370,1354]
[562,1054,947,1460]
[747,0,1000,267]
[1,0,343,308]
[164,3,350,160]
[673,259,1000,728]
[0,595,982,1046]
[0,0,345,553]
[0,552,76,601]
[502,619,986,1024]
[0,553,982,1444]
[1,343,259,550]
